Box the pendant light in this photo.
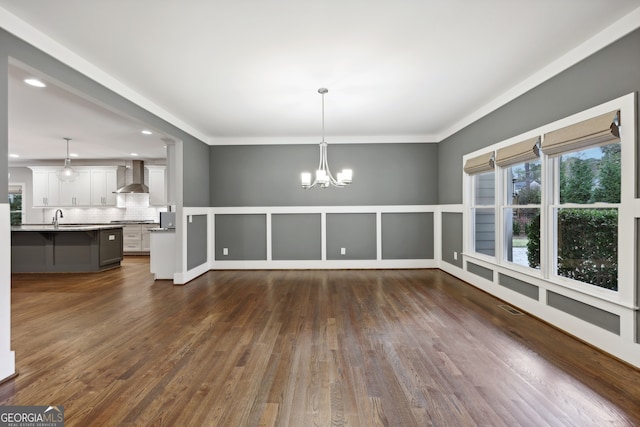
[300,88,353,189]
[57,137,78,182]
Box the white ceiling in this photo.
[2,1,640,162]
[8,62,170,162]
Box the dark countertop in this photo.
[12,224,124,232]
[148,228,176,233]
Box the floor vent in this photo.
[498,304,524,315]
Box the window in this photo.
[496,137,541,269]
[552,142,620,290]
[9,185,23,226]
[463,95,633,301]
[504,159,541,268]
[465,152,495,257]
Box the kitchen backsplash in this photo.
[41,194,167,224]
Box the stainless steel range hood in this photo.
[114,160,149,194]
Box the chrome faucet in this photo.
[52,209,64,228]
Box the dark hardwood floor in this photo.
[2,258,639,426]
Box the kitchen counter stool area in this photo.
[11,225,124,273]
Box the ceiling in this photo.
[8,62,170,162]
[2,1,640,163]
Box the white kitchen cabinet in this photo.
[146,165,166,206]
[31,168,60,207]
[150,229,176,280]
[91,167,119,206]
[122,225,143,252]
[31,165,120,208]
[59,170,91,206]
[141,224,155,252]
[122,223,158,254]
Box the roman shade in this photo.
[541,110,620,156]
[8,185,22,194]
[464,151,495,175]
[495,137,540,167]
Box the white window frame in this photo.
[466,164,497,262]
[463,92,636,307]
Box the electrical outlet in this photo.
[223,248,229,256]
[340,247,346,255]
[453,251,458,260]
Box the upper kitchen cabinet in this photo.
[32,166,91,207]
[91,167,121,207]
[31,168,59,207]
[146,165,166,206]
[30,166,122,207]
[60,169,91,206]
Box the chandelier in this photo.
[57,137,78,182]
[300,88,352,189]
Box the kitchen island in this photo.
[11,225,124,273]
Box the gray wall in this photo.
[438,28,640,204]
[210,143,438,207]
[272,214,322,260]
[187,214,208,270]
[326,213,377,260]
[381,212,434,259]
[441,212,463,268]
[215,214,267,260]
[0,28,210,207]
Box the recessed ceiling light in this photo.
[141,130,152,135]
[131,153,139,156]
[69,153,79,157]
[9,154,19,158]
[24,78,46,88]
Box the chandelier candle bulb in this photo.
[338,169,353,184]
[316,169,328,182]
[301,172,312,187]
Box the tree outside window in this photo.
[505,159,541,268]
[9,188,23,226]
[527,143,620,290]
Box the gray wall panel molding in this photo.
[187,214,208,270]
[210,143,438,207]
[326,213,377,260]
[272,213,322,260]
[547,291,620,335]
[441,213,463,268]
[498,273,539,300]
[439,28,640,204]
[467,262,494,282]
[215,214,267,260]
[381,212,434,259]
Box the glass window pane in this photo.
[559,142,620,204]
[474,208,495,256]
[556,208,617,291]
[507,160,541,205]
[8,192,23,226]
[474,172,495,205]
[504,208,540,268]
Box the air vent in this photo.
[498,304,524,315]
